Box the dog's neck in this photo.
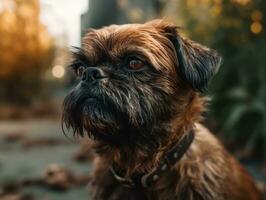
[110,129,195,188]
[92,93,206,177]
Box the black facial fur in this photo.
[62,47,173,146]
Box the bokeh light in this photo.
[250,21,263,34]
[251,10,263,21]
[52,65,65,78]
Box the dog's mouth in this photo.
[81,98,98,116]
[85,99,136,145]
[62,88,132,145]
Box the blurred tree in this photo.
[0,0,55,104]
[161,0,266,160]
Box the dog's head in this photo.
[62,20,221,147]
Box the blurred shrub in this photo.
[209,1,266,160]
[161,0,266,159]
[0,0,55,105]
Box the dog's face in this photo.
[62,20,221,147]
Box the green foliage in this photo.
[209,1,266,159]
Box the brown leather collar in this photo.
[110,129,195,188]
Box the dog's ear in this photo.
[148,20,222,92]
[173,36,222,92]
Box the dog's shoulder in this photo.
[168,123,230,199]
[157,123,262,200]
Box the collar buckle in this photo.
[110,167,135,188]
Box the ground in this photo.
[0,119,265,200]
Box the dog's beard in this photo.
[62,78,171,145]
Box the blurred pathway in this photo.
[0,119,91,200]
[0,119,265,199]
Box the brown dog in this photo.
[62,20,262,200]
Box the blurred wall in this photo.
[81,0,159,35]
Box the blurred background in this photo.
[0,0,265,199]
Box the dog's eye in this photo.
[70,60,86,78]
[76,66,85,78]
[128,59,145,70]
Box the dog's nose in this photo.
[82,67,106,82]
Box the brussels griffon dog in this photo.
[62,20,262,200]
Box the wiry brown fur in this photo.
[89,101,261,200]
[63,20,262,200]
